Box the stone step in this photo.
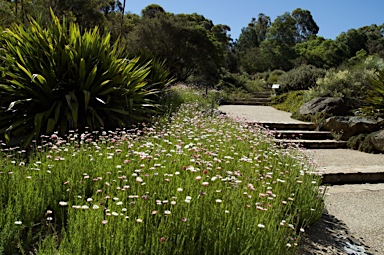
[220,99,271,106]
[231,98,272,102]
[252,92,271,98]
[273,130,334,140]
[249,121,345,149]
[323,172,384,185]
[320,166,384,185]
[219,93,273,105]
[273,139,347,149]
[252,122,317,131]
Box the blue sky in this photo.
[125,0,384,40]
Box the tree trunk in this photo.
[21,0,25,23]
[15,0,18,20]
[121,0,126,36]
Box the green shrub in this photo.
[351,54,384,71]
[277,65,325,92]
[217,71,266,99]
[347,133,378,153]
[218,72,248,90]
[271,90,305,113]
[358,136,376,153]
[225,88,254,100]
[253,71,270,81]
[304,68,376,108]
[159,84,219,115]
[244,78,267,93]
[0,11,171,148]
[267,69,285,85]
[305,56,384,109]
[362,68,384,116]
[347,134,367,150]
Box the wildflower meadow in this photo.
[0,89,325,255]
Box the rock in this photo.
[298,97,350,116]
[323,116,384,140]
[370,129,384,152]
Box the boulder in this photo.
[371,129,384,152]
[323,116,384,140]
[298,97,349,116]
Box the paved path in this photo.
[219,105,384,254]
[325,184,384,254]
[219,105,308,123]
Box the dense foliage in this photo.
[1,2,384,85]
[347,133,377,153]
[0,11,171,148]
[0,2,384,142]
[124,12,227,83]
[277,65,326,92]
[304,56,384,108]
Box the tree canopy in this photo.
[1,2,384,82]
[124,11,229,82]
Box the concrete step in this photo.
[249,121,345,149]
[324,183,384,192]
[320,165,384,185]
[252,92,271,98]
[252,122,317,131]
[323,172,384,185]
[274,139,347,149]
[220,99,271,106]
[231,98,272,102]
[219,92,273,106]
[273,130,334,140]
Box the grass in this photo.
[160,83,221,114]
[0,86,325,255]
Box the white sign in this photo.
[272,84,280,89]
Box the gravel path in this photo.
[219,105,384,255]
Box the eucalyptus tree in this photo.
[0,0,51,26]
[260,12,297,70]
[259,9,319,70]
[292,8,319,43]
[100,0,123,15]
[295,36,348,68]
[141,3,165,18]
[336,28,368,59]
[125,6,229,82]
[53,0,106,29]
[363,24,384,56]
[235,13,271,73]
[236,13,271,50]
[0,0,15,27]
[336,25,384,58]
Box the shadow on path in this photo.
[299,211,374,255]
